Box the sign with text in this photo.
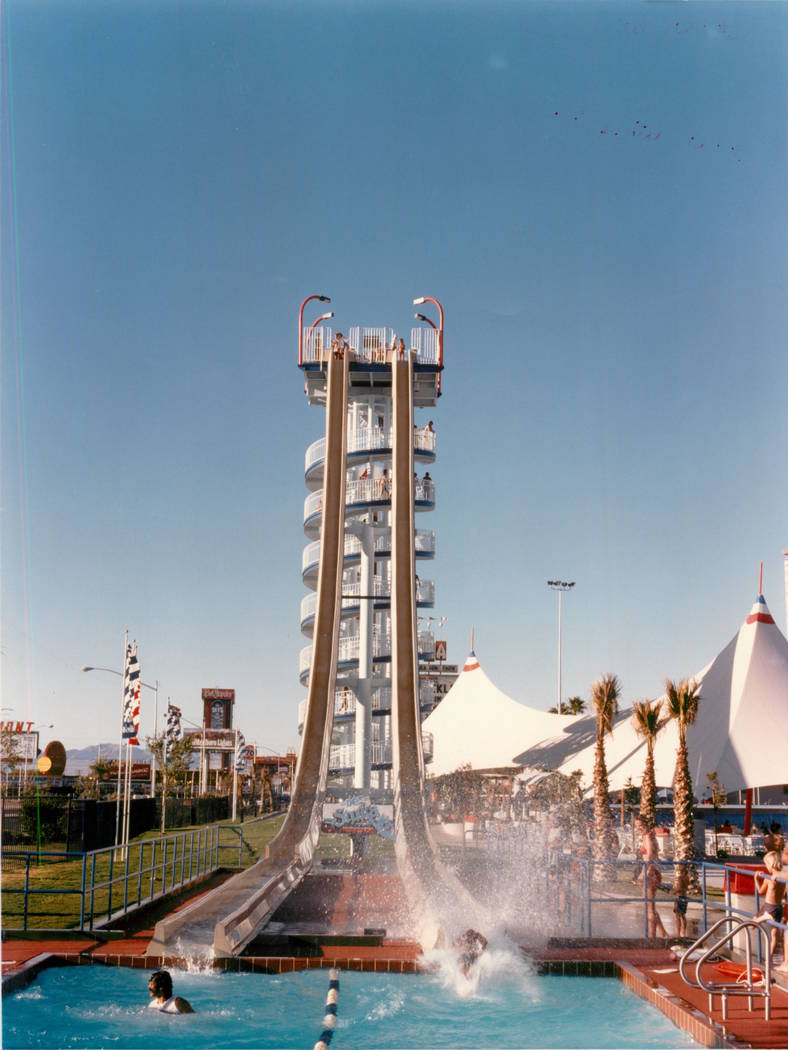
[106,762,151,780]
[201,688,235,702]
[0,721,35,734]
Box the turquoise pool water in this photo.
[3,961,699,1049]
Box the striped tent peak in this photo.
[462,650,480,672]
[746,594,775,626]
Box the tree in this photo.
[527,770,586,836]
[590,673,621,878]
[705,771,727,856]
[147,735,194,830]
[548,697,586,715]
[665,678,701,891]
[631,699,667,831]
[1,727,23,793]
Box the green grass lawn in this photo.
[1,814,286,932]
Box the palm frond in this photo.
[591,673,620,736]
[631,698,666,740]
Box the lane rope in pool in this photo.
[314,967,340,1050]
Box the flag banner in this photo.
[122,641,141,744]
[234,730,247,772]
[164,703,182,759]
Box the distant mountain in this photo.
[65,744,153,776]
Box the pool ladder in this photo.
[678,916,772,1021]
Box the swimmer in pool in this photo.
[147,970,195,1014]
[453,928,488,977]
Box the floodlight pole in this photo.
[547,581,575,714]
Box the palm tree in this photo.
[631,699,667,831]
[665,678,701,891]
[567,696,586,715]
[591,673,621,878]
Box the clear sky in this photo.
[2,1,786,756]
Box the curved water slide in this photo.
[390,357,487,948]
[147,352,350,959]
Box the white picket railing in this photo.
[410,326,440,364]
[302,530,434,575]
[299,629,434,676]
[305,478,436,524]
[300,325,440,367]
[305,427,436,475]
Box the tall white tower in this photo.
[297,306,443,798]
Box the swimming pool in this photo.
[3,961,700,1049]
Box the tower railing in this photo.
[304,478,435,524]
[409,326,439,363]
[302,530,435,576]
[300,578,435,626]
[305,427,436,473]
[299,629,435,675]
[300,325,440,366]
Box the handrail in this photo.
[306,427,436,473]
[304,477,436,524]
[302,530,435,575]
[300,324,442,367]
[678,915,772,1020]
[300,628,435,674]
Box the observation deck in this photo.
[301,529,435,587]
[299,628,435,684]
[304,477,435,537]
[300,577,434,635]
[305,426,435,490]
[300,326,441,407]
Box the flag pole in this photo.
[232,728,239,822]
[161,698,169,835]
[121,734,131,856]
[114,630,127,851]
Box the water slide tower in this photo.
[297,299,444,798]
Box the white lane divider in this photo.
[313,967,340,1050]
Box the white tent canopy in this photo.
[514,592,788,795]
[423,650,579,777]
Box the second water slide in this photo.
[390,356,488,948]
[147,352,350,958]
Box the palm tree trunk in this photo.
[672,734,698,892]
[640,742,656,830]
[593,738,616,879]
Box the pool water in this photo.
[3,957,699,1049]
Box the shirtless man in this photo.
[636,819,668,939]
[147,970,195,1014]
[754,850,787,963]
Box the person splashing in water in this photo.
[147,970,195,1014]
[453,929,488,977]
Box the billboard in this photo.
[201,688,235,702]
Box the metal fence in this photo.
[1,822,249,932]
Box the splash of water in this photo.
[172,936,217,973]
[421,935,539,1002]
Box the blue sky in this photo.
[2,1,787,755]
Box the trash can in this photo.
[724,863,767,953]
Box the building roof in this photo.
[422,650,579,776]
[513,592,788,794]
